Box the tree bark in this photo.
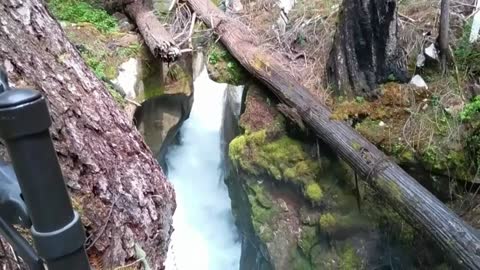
[186,0,480,268]
[326,0,409,99]
[0,1,175,269]
[108,0,181,62]
[439,0,451,73]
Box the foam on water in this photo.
[164,68,241,270]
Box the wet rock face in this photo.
[134,53,197,169]
[226,84,448,270]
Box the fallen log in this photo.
[184,0,480,268]
[108,0,181,62]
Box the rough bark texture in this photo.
[186,0,480,268]
[124,0,181,62]
[439,0,451,73]
[326,0,408,99]
[0,1,175,269]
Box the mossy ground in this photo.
[48,0,144,106]
[332,80,478,192]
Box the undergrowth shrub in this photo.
[48,0,118,32]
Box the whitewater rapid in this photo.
[164,68,241,270]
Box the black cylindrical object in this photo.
[0,88,90,270]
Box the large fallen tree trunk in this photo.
[107,0,181,62]
[185,0,480,268]
[0,1,175,269]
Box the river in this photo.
[163,68,241,270]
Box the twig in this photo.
[399,12,416,22]
[114,258,142,270]
[125,98,141,107]
[86,197,117,250]
[188,12,197,47]
[177,12,197,47]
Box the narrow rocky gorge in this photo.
[24,0,480,269]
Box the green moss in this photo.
[248,183,279,243]
[48,0,118,32]
[304,182,323,203]
[298,226,319,254]
[107,84,126,107]
[251,184,273,209]
[319,212,372,236]
[355,120,386,145]
[319,213,336,233]
[351,141,362,151]
[291,248,313,270]
[420,146,472,181]
[207,43,248,85]
[229,131,320,184]
[339,244,362,270]
[310,244,339,269]
[141,58,165,100]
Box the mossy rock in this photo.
[206,42,248,85]
[298,225,319,255]
[310,244,339,269]
[290,248,313,270]
[319,212,372,237]
[304,182,323,203]
[247,182,280,243]
[229,131,321,184]
[339,243,363,270]
[299,207,322,226]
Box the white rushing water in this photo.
[164,68,241,270]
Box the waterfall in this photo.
[164,68,241,270]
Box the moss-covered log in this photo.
[185,0,480,268]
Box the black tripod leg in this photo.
[0,218,44,270]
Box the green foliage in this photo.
[82,50,108,79]
[461,96,480,122]
[48,0,118,32]
[207,43,247,85]
[304,183,323,202]
[420,145,471,181]
[118,43,142,58]
[298,226,319,254]
[355,96,365,103]
[454,19,480,77]
[339,244,362,270]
